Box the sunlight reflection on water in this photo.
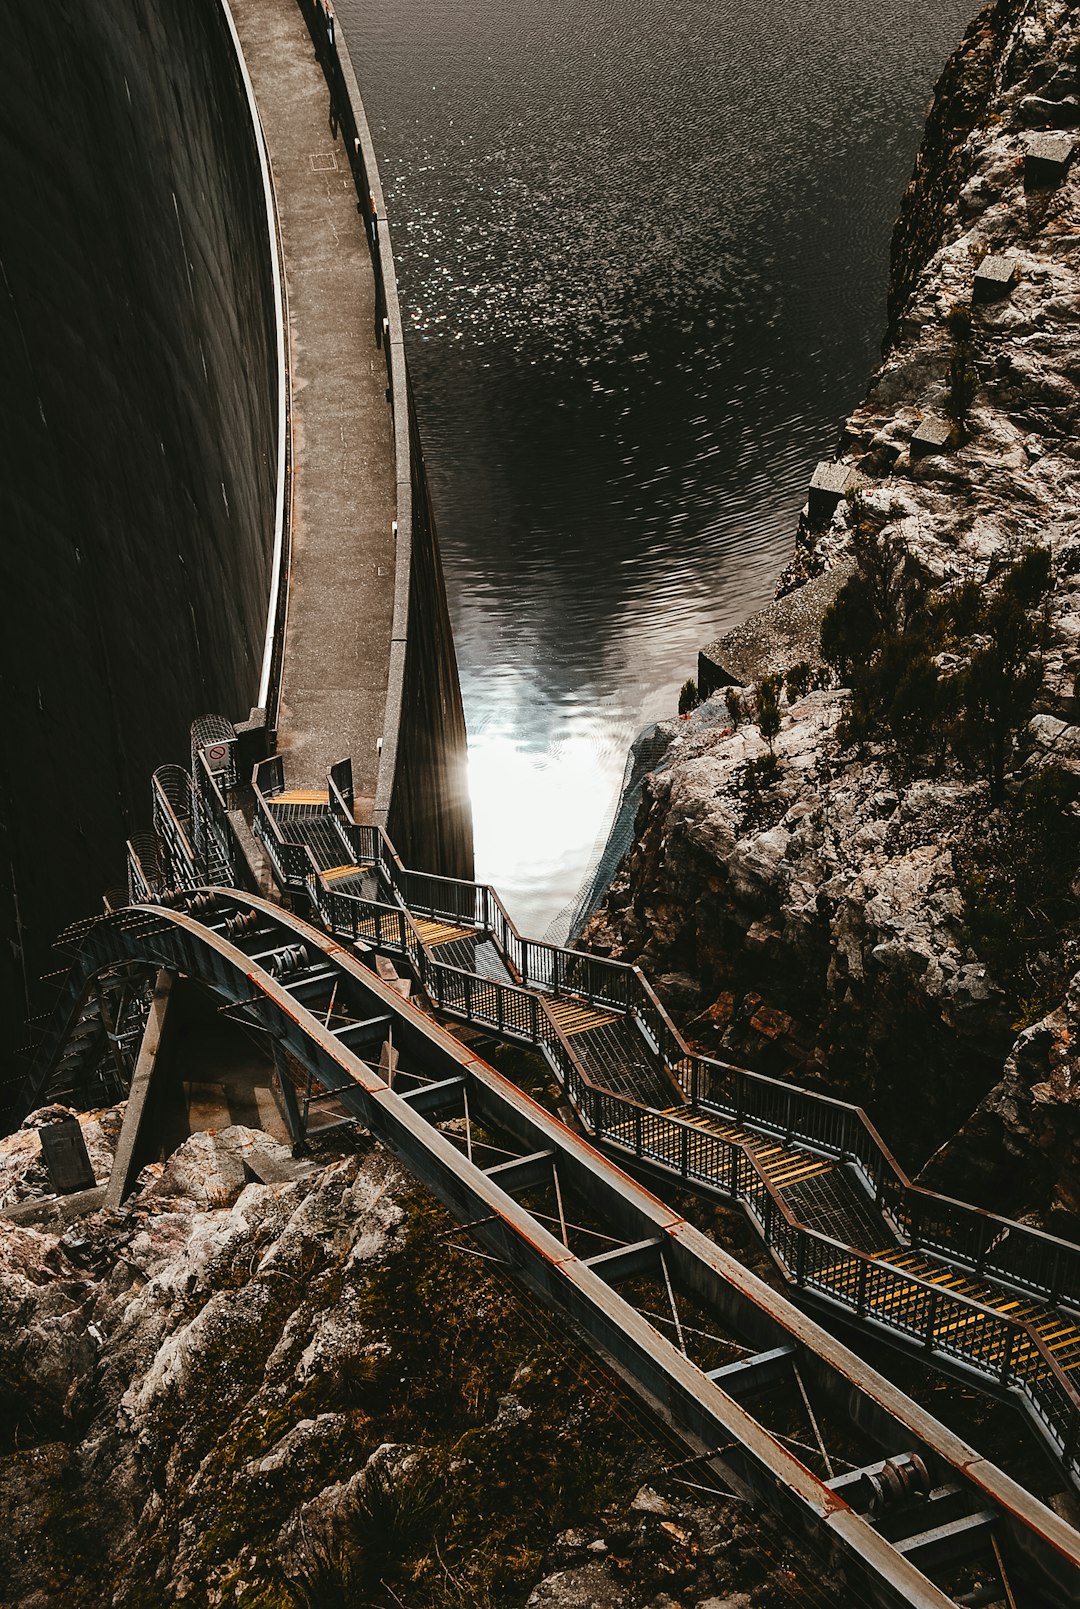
[340,0,973,936]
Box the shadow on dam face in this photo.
[0,0,279,1060]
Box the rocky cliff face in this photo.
[586,0,1080,1228]
[0,1110,817,1609]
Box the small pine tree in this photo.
[723,686,744,728]
[755,674,783,754]
[945,303,977,425]
[678,678,701,716]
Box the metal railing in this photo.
[126,832,164,904]
[192,747,238,885]
[585,1094,1080,1472]
[246,752,1080,1472]
[264,757,1080,1313]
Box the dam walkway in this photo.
[232,0,395,806]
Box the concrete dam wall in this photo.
[0,0,472,1062]
[0,0,281,1054]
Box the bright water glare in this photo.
[339,0,973,937]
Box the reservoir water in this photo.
[339,0,973,936]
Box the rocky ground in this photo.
[585,0,1080,1233]
[0,1108,825,1609]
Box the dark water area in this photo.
[339,0,973,937]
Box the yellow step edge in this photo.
[924,1272,975,1291]
[415,923,475,946]
[1032,1325,1077,1345]
[1030,1316,1077,1336]
[770,1163,832,1187]
[321,863,364,881]
[274,788,329,804]
[547,1001,616,1020]
[931,1311,989,1340]
[560,1017,619,1037]
[769,1157,831,1177]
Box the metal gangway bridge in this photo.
[10,717,1080,1609]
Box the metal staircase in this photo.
[9,725,1080,1605]
[243,751,1080,1487]
[11,885,1080,1608]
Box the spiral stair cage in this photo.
[151,765,200,889]
[33,965,151,1112]
[126,830,165,903]
[189,714,239,884]
[189,713,238,786]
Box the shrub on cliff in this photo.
[678,677,701,716]
[723,685,745,728]
[821,533,941,771]
[945,303,978,426]
[955,547,1052,803]
[821,531,931,681]
[954,764,1080,1024]
[784,661,813,702]
[822,537,1052,788]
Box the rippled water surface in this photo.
[339,0,972,935]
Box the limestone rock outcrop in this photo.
[0,1112,817,1608]
[586,0,1080,1195]
[921,969,1080,1233]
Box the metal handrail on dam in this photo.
[17,886,1080,1608]
[293,0,471,871]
